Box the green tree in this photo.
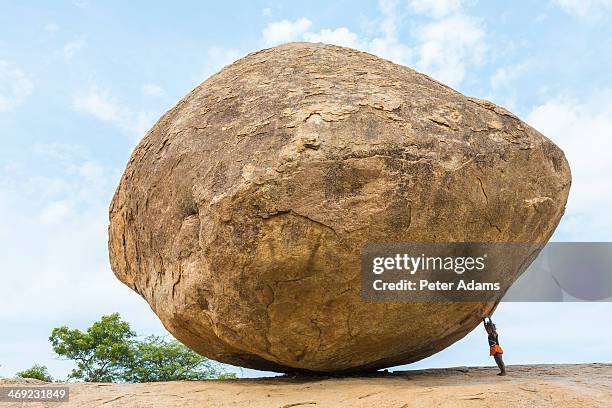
[16,364,53,382]
[49,313,135,382]
[125,335,236,382]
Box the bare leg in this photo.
[494,354,506,376]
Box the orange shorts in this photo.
[490,344,504,356]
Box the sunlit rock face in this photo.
[108,42,571,373]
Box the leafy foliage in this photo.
[49,313,235,382]
[49,313,135,382]
[124,335,236,382]
[16,364,53,382]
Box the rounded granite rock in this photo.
[108,42,571,373]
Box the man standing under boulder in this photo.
[484,317,506,376]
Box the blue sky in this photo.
[1,0,611,379]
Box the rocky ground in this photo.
[1,363,610,407]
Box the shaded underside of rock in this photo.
[108,42,571,373]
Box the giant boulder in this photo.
[108,42,571,373]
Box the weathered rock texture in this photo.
[108,42,571,373]
[6,364,611,408]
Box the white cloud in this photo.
[553,0,612,18]
[262,18,312,46]
[490,62,530,90]
[33,141,89,165]
[206,47,243,69]
[0,61,34,111]
[141,83,164,96]
[260,2,411,66]
[131,111,157,139]
[259,0,483,86]
[73,87,121,122]
[0,149,171,379]
[413,14,485,87]
[63,39,86,61]
[198,47,245,82]
[0,142,170,379]
[0,144,117,317]
[367,36,412,66]
[367,0,413,65]
[303,27,361,48]
[485,62,531,112]
[262,7,272,17]
[527,90,612,240]
[44,22,60,32]
[408,0,462,18]
[72,86,155,139]
[39,199,74,225]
